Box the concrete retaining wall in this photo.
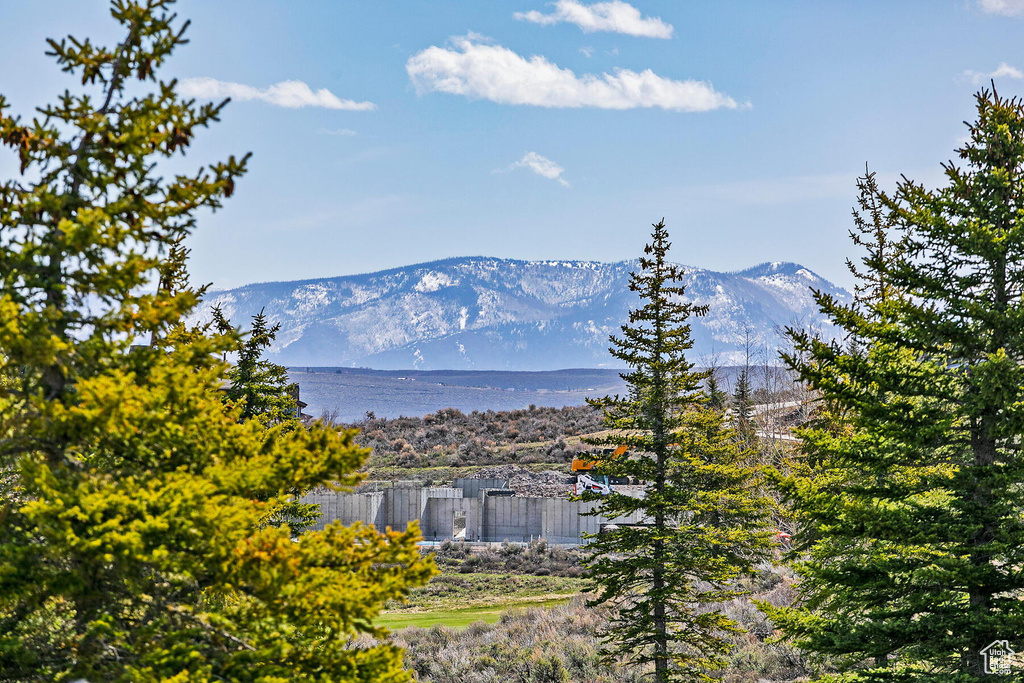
[302,489,384,531]
[302,483,648,544]
[422,497,483,541]
[482,496,544,542]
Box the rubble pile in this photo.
[468,465,574,497]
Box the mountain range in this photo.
[192,257,849,371]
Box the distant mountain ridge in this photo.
[193,256,849,370]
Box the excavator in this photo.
[571,445,630,495]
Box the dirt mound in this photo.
[468,465,574,498]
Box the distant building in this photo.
[288,383,312,423]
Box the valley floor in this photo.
[379,542,824,683]
[350,402,817,680]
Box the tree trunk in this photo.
[966,419,997,677]
[653,531,669,682]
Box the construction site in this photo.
[301,463,647,545]
[302,396,811,545]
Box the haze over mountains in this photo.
[194,257,849,371]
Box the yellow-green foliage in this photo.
[6,351,434,680]
[0,2,435,680]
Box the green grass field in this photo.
[388,571,584,608]
[377,570,584,630]
[376,596,571,630]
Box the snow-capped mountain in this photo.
[193,257,849,370]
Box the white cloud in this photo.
[497,152,570,187]
[978,0,1024,15]
[515,0,673,38]
[406,35,740,112]
[180,77,376,111]
[963,62,1024,84]
[579,46,595,57]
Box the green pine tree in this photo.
[0,2,434,680]
[731,366,755,446]
[213,306,300,425]
[584,220,773,682]
[212,306,322,533]
[763,167,907,679]
[845,167,906,310]
[767,89,1024,682]
[704,369,728,411]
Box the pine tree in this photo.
[768,90,1024,681]
[0,2,434,680]
[213,306,299,425]
[704,369,728,411]
[212,306,322,533]
[845,167,906,310]
[584,220,773,682]
[730,366,755,446]
[763,168,907,678]
[730,329,757,448]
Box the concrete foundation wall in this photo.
[378,487,461,532]
[380,487,422,532]
[422,497,482,541]
[482,496,545,542]
[541,498,583,545]
[301,490,384,531]
[304,483,648,544]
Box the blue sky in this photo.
[3,0,1024,290]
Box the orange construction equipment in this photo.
[570,458,593,473]
[571,446,631,495]
[571,445,628,473]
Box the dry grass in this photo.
[365,562,831,683]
